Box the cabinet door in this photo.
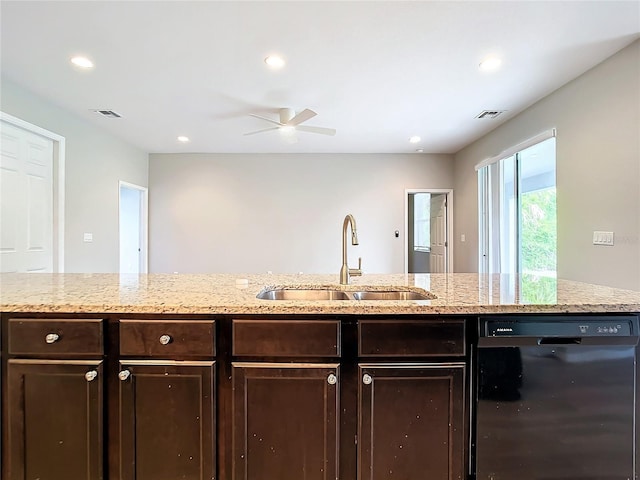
[358,364,466,480]
[118,361,216,480]
[7,359,104,480]
[232,363,340,480]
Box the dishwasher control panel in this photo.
[485,319,633,337]
[481,314,639,339]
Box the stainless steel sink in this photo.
[256,289,351,300]
[352,290,434,300]
[256,287,435,301]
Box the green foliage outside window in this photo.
[520,187,557,304]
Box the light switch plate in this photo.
[593,231,614,246]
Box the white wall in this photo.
[1,77,149,272]
[149,153,453,274]
[453,40,640,290]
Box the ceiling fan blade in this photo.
[248,113,283,126]
[296,125,336,136]
[243,127,279,136]
[287,108,317,126]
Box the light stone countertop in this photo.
[1,273,639,315]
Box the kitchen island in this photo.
[2,272,639,480]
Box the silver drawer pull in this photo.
[327,373,337,385]
[85,370,98,382]
[362,374,373,385]
[45,333,60,344]
[118,370,131,381]
[159,334,172,345]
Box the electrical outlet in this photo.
[83,233,93,243]
[592,231,614,246]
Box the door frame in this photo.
[0,111,66,272]
[404,188,453,274]
[118,181,149,274]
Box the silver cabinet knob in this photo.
[362,374,373,385]
[118,370,131,381]
[85,370,98,382]
[327,373,337,385]
[159,334,172,345]
[45,333,60,344]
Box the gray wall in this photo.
[149,153,453,274]
[1,78,149,272]
[453,40,640,290]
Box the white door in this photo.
[119,182,148,274]
[429,194,447,273]
[0,121,54,272]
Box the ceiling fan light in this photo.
[70,56,94,69]
[264,55,285,69]
[279,125,295,134]
[479,56,502,72]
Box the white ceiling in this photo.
[1,1,639,154]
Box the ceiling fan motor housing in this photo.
[279,108,296,124]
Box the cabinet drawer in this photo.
[233,319,341,357]
[8,318,104,356]
[120,320,216,357]
[359,319,465,357]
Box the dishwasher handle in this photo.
[537,337,582,345]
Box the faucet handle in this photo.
[350,257,363,277]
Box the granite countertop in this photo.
[1,272,639,315]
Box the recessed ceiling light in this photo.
[415,148,424,153]
[479,56,502,72]
[264,55,285,69]
[70,56,94,69]
[409,136,421,144]
[177,136,190,143]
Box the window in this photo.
[478,133,557,302]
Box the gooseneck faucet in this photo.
[340,214,362,285]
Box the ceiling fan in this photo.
[244,108,336,142]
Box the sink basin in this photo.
[351,290,433,301]
[256,289,350,300]
[257,287,435,301]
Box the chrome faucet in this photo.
[340,214,362,285]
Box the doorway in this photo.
[119,181,148,274]
[405,189,453,274]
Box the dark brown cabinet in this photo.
[7,361,104,480]
[117,319,217,480]
[230,318,342,480]
[357,319,467,480]
[229,317,467,480]
[231,364,340,480]
[118,361,216,480]
[2,314,469,480]
[4,318,105,480]
[358,364,466,480]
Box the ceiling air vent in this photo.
[476,110,505,119]
[92,110,122,118]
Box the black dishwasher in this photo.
[474,314,639,480]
